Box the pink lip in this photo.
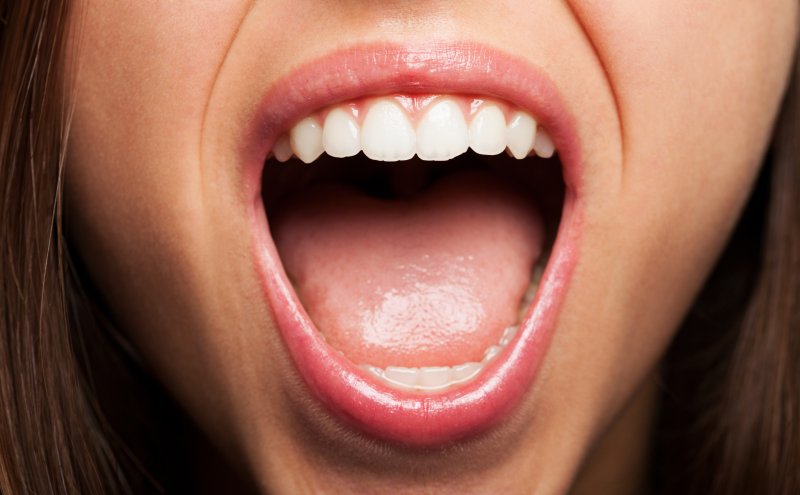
[247,42,583,447]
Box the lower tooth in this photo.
[357,325,521,392]
[360,364,383,379]
[451,362,482,383]
[499,326,518,347]
[384,366,421,389]
[418,366,452,389]
[483,345,502,363]
[518,265,544,320]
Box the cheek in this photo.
[570,0,796,190]
[542,0,796,426]
[64,2,266,434]
[569,0,796,289]
[65,1,250,303]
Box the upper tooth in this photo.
[533,127,555,158]
[361,99,416,162]
[273,134,293,162]
[276,98,556,163]
[290,117,323,163]
[322,108,361,158]
[468,104,506,155]
[506,111,537,159]
[416,98,469,161]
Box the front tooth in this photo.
[273,134,293,162]
[533,127,555,158]
[322,108,360,158]
[361,99,416,161]
[290,117,323,163]
[468,104,506,155]
[451,362,482,383]
[416,98,469,161]
[383,366,420,389]
[506,111,537,159]
[418,366,452,390]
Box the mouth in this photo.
[247,43,583,447]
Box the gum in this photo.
[310,94,516,128]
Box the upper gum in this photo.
[312,94,519,127]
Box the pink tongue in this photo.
[271,171,544,368]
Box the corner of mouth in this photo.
[245,41,584,448]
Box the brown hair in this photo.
[655,49,800,494]
[0,1,797,493]
[0,0,125,492]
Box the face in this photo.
[66,1,797,493]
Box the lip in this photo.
[246,42,583,447]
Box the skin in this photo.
[66,1,797,494]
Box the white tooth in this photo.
[506,111,537,159]
[383,366,420,389]
[499,326,519,347]
[273,134,293,162]
[360,364,384,379]
[483,345,502,363]
[416,98,469,161]
[418,367,452,390]
[290,117,323,163]
[451,362,482,383]
[523,277,538,305]
[533,127,555,158]
[361,99,416,161]
[468,104,506,155]
[322,108,360,158]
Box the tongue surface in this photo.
[271,171,544,368]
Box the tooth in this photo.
[499,326,518,347]
[290,117,323,163]
[483,345,502,363]
[361,99,416,161]
[418,366,452,390]
[322,108,360,158]
[416,98,469,161]
[506,111,537,159]
[533,127,555,158]
[383,366,420,389]
[468,104,506,155]
[451,362,482,383]
[360,364,383,379]
[273,134,293,162]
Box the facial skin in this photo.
[66,1,797,494]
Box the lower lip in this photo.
[248,42,583,447]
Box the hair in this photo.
[0,0,128,493]
[654,45,800,494]
[0,1,797,494]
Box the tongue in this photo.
[271,170,544,368]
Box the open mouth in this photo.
[247,43,582,447]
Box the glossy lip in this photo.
[247,42,583,447]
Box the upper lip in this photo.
[246,41,583,447]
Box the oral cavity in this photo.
[267,94,557,394]
[269,95,556,164]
